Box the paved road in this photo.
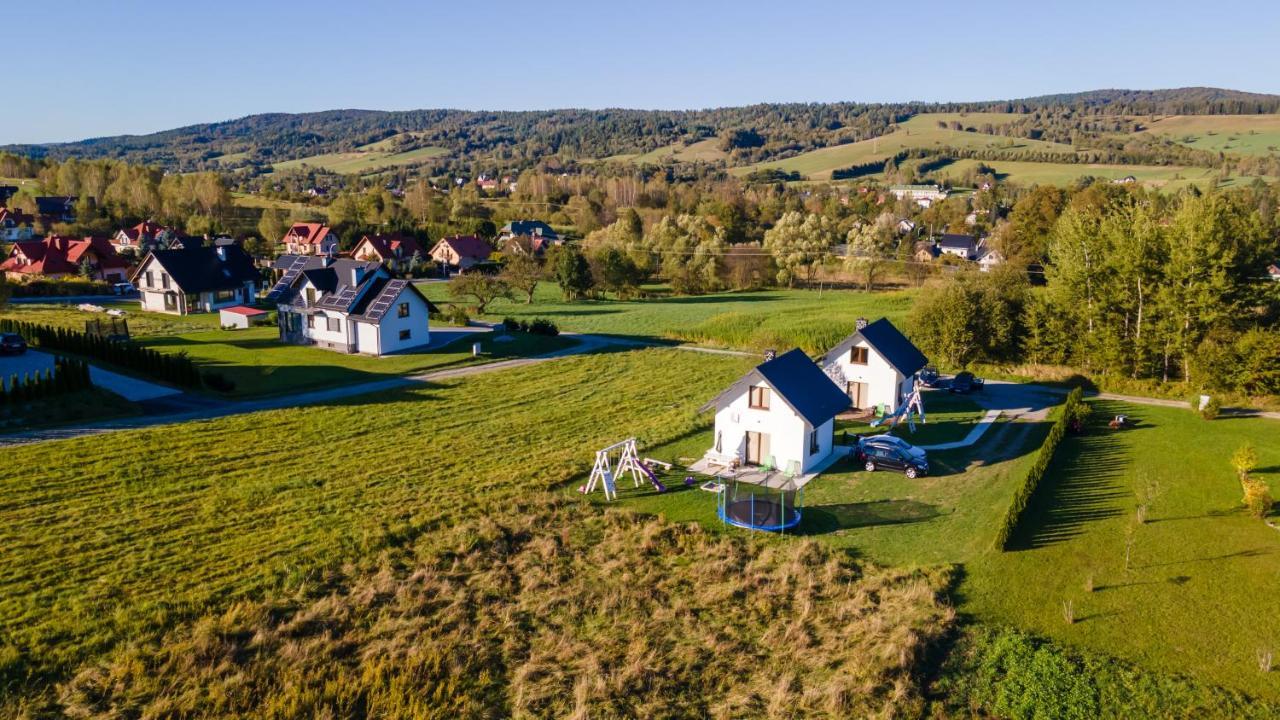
[0,350,180,402]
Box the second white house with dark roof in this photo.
[699,348,853,475]
[265,254,437,355]
[819,318,928,414]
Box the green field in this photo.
[738,112,1079,180]
[1141,114,1280,156]
[230,191,327,218]
[420,282,918,353]
[271,145,449,175]
[614,137,731,165]
[929,157,1237,190]
[2,301,222,337]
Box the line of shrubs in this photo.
[0,357,93,405]
[501,317,560,336]
[0,319,202,388]
[993,387,1085,551]
[10,279,114,297]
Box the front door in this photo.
[847,381,869,409]
[745,431,770,466]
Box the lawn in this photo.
[834,388,987,448]
[927,157,1247,191]
[1140,114,1280,156]
[963,400,1280,699]
[0,348,768,709]
[1,301,223,337]
[737,112,1079,180]
[138,326,573,397]
[418,282,918,354]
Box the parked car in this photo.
[112,282,136,295]
[949,371,984,393]
[855,434,929,478]
[0,333,28,355]
[918,365,941,388]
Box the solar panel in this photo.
[317,285,358,310]
[362,279,407,321]
[264,256,311,302]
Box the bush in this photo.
[0,318,201,388]
[201,371,236,393]
[10,279,112,297]
[528,318,559,336]
[1242,478,1273,519]
[502,317,521,332]
[443,304,471,326]
[0,357,92,405]
[1199,396,1221,420]
[993,387,1083,550]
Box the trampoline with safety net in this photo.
[717,474,803,532]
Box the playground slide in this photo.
[870,403,909,428]
[638,461,667,493]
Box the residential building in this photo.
[819,318,928,414]
[497,220,559,246]
[913,241,940,264]
[351,233,427,274]
[429,235,492,272]
[976,240,1005,272]
[699,348,852,475]
[889,184,948,208]
[1,235,130,282]
[34,196,77,223]
[266,254,436,355]
[0,207,35,241]
[0,186,17,205]
[937,233,980,260]
[112,221,176,253]
[131,246,260,315]
[896,219,917,235]
[1267,263,1280,282]
[281,223,338,256]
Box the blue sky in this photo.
[5,0,1279,144]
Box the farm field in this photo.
[963,400,1280,699]
[230,191,326,218]
[270,144,448,174]
[738,112,1078,180]
[1140,114,1280,156]
[419,282,918,354]
[927,157,1235,189]
[622,137,730,164]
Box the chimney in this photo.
[856,317,868,330]
[350,265,366,286]
[763,348,777,362]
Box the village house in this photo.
[913,241,940,264]
[976,239,1005,272]
[497,220,559,245]
[889,184,949,208]
[896,218,917,235]
[819,318,928,414]
[699,348,852,475]
[281,223,339,256]
[429,234,492,272]
[937,233,980,260]
[131,245,260,315]
[0,186,17,205]
[0,207,35,241]
[266,254,436,355]
[351,233,427,274]
[1,235,130,282]
[34,196,77,223]
[1267,263,1280,282]
[112,221,176,253]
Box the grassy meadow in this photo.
[419,282,918,354]
[1141,114,1280,156]
[270,145,448,175]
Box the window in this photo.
[163,293,177,311]
[305,288,316,306]
[397,302,410,318]
[306,315,315,329]
[715,431,722,453]
[327,317,340,332]
[748,386,770,410]
[850,346,869,364]
[215,288,236,302]
[161,273,170,289]
[145,270,153,287]
[809,429,820,455]
[399,329,411,341]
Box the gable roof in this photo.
[133,246,259,293]
[117,221,171,242]
[355,233,426,260]
[282,223,333,246]
[431,235,491,261]
[35,196,76,217]
[822,318,928,377]
[0,207,34,227]
[1,235,127,276]
[938,233,978,251]
[699,348,851,426]
[499,220,558,239]
[274,257,384,309]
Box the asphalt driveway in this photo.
[0,350,180,402]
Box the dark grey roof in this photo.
[35,196,76,217]
[135,246,259,293]
[0,186,17,204]
[938,233,977,250]
[823,318,928,377]
[700,348,850,426]
[500,220,558,239]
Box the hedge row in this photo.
[10,279,113,297]
[0,319,201,388]
[993,387,1085,551]
[1,357,93,405]
[501,317,560,336]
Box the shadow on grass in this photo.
[796,499,942,535]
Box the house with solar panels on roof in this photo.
[698,348,853,476]
[819,317,928,415]
[265,254,437,355]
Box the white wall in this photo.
[374,290,431,353]
[356,321,381,355]
[140,290,174,313]
[829,339,906,412]
[710,380,833,474]
[307,310,353,349]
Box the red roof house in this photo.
[281,223,339,256]
[1,235,131,282]
[429,235,493,271]
[351,233,427,273]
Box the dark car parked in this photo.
[0,333,27,355]
[855,435,929,478]
[918,365,941,388]
[949,371,984,394]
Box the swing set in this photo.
[869,386,927,432]
[582,438,667,501]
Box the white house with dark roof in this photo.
[130,246,260,314]
[699,349,852,475]
[937,233,980,260]
[266,254,436,355]
[819,318,928,414]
